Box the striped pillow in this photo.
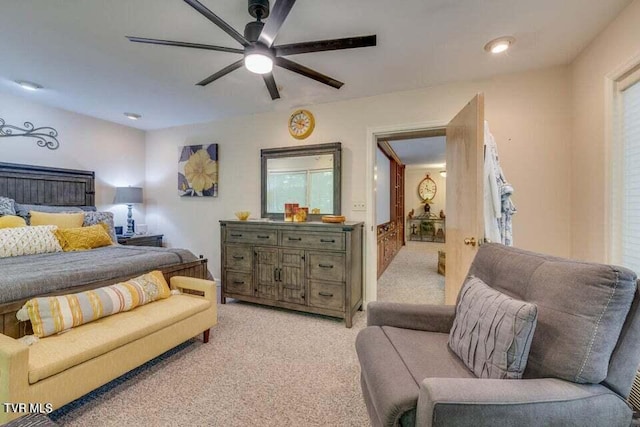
[20,270,171,337]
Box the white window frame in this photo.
[606,54,640,265]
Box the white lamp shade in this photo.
[114,186,143,204]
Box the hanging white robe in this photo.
[483,121,516,245]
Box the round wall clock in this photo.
[288,109,315,140]
[418,174,437,201]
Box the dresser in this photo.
[220,220,364,327]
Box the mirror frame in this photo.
[261,142,342,221]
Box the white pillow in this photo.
[0,225,62,258]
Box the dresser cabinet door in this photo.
[278,249,305,305]
[255,247,279,300]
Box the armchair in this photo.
[356,243,640,426]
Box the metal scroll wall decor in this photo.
[0,118,60,150]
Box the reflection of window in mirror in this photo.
[266,155,334,213]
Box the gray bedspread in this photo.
[0,246,199,304]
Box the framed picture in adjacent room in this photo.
[178,144,218,197]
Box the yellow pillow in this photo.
[19,270,171,337]
[30,211,85,229]
[54,223,113,251]
[0,215,27,229]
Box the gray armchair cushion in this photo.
[415,377,632,427]
[356,326,474,426]
[449,276,538,379]
[468,243,637,384]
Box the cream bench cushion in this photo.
[28,294,209,384]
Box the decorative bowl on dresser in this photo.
[220,220,364,327]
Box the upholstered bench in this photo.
[0,276,217,424]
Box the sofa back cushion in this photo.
[449,276,538,379]
[21,270,171,337]
[467,244,637,384]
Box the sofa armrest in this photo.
[416,377,632,427]
[170,276,216,302]
[367,302,456,332]
[0,334,29,424]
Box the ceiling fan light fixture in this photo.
[245,52,273,74]
[484,36,515,54]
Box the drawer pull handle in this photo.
[230,233,243,237]
[320,239,335,243]
[319,291,334,297]
[232,280,245,285]
[232,256,244,260]
[257,235,270,239]
[319,264,334,269]
[288,237,302,241]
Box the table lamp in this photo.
[114,186,143,236]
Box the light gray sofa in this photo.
[356,243,640,426]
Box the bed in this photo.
[0,162,208,338]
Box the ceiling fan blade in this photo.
[258,0,296,47]
[126,37,244,54]
[196,59,244,86]
[275,35,376,56]
[183,0,249,46]
[275,57,343,89]
[263,73,280,100]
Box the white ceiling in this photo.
[0,0,631,130]
[389,136,446,167]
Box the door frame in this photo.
[364,120,449,306]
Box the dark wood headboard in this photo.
[0,162,95,207]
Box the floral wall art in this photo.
[178,144,218,197]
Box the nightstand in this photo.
[117,234,163,247]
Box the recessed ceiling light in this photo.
[124,112,142,120]
[484,36,515,54]
[15,80,43,91]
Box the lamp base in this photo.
[126,204,135,235]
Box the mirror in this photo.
[261,142,341,220]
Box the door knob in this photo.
[464,237,477,247]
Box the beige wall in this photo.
[0,91,146,227]
[570,0,640,263]
[146,65,572,279]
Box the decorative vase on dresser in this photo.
[220,220,364,327]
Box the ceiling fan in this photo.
[127,0,377,100]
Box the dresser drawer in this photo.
[226,227,277,245]
[224,271,253,296]
[307,252,346,282]
[309,280,345,311]
[224,245,253,271]
[281,231,345,251]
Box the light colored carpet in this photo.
[377,241,445,305]
[48,243,444,426]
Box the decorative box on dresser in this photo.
[220,220,364,327]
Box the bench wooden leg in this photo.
[203,329,210,343]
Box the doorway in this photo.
[365,94,485,306]
[376,129,447,304]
